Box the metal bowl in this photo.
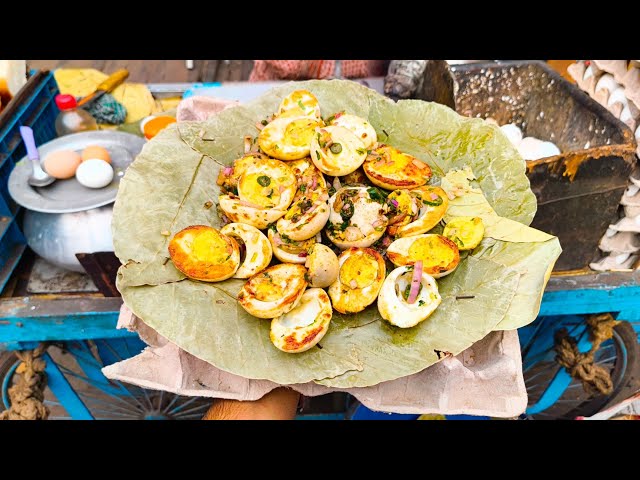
[23,206,114,272]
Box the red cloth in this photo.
[249,60,387,81]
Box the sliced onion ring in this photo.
[407,260,423,304]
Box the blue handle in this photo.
[20,126,39,161]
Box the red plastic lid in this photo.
[55,94,77,111]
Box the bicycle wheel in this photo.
[524,320,640,419]
[1,341,212,420]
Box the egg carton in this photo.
[592,172,640,271]
[568,60,640,148]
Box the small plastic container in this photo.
[54,94,98,136]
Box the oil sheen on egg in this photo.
[377,265,441,328]
[43,149,82,179]
[328,247,385,314]
[270,288,332,353]
[328,112,377,149]
[387,234,460,278]
[363,145,431,190]
[75,159,114,189]
[168,225,240,282]
[443,217,485,251]
[310,126,367,176]
[277,89,321,119]
[258,116,324,161]
[220,223,272,279]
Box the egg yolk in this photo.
[340,254,379,289]
[190,230,232,263]
[279,90,319,118]
[284,118,321,146]
[252,274,285,301]
[239,173,282,207]
[143,116,177,140]
[408,237,456,268]
[371,148,410,174]
[444,217,484,249]
[388,190,413,214]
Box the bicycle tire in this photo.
[0,351,19,411]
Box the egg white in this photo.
[270,288,332,353]
[326,186,388,249]
[377,266,441,328]
[387,234,460,278]
[395,186,449,238]
[277,197,330,241]
[277,89,322,119]
[237,263,308,319]
[220,223,273,278]
[305,243,339,288]
[328,247,385,314]
[310,126,367,176]
[258,116,324,161]
[329,113,377,149]
[267,228,317,264]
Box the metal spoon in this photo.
[20,126,55,187]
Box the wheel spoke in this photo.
[166,396,202,415]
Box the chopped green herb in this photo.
[340,200,355,221]
[450,236,464,248]
[325,114,336,124]
[330,143,342,154]
[424,195,443,207]
[356,148,366,155]
[315,151,321,161]
[261,119,268,126]
[299,184,307,192]
[418,300,426,306]
[280,233,293,244]
[266,189,274,199]
[257,175,271,187]
[328,186,336,197]
[297,100,305,110]
[367,187,387,203]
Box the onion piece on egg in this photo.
[442,217,485,251]
[394,186,449,238]
[387,234,460,278]
[270,288,332,353]
[377,265,442,328]
[267,226,316,264]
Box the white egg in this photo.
[270,288,332,353]
[76,159,114,189]
[329,113,377,149]
[500,123,523,146]
[220,223,272,279]
[517,137,547,161]
[310,126,367,176]
[595,73,619,93]
[538,141,561,158]
[377,265,441,328]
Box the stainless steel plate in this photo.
[8,130,146,213]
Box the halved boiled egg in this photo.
[325,186,388,249]
[377,265,441,328]
[270,288,332,353]
[219,158,297,229]
[277,195,330,241]
[237,263,308,319]
[328,112,377,149]
[168,225,240,282]
[394,186,449,238]
[305,243,339,288]
[386,189,419,237]
[387,234,460,278]
[328,247,386,314]
[443,216,485,251]
[310,126,367,176]
[258,116,324,161]
[288,157,328,201]
[216,153,270,194]
[277,89,321,119]
[267,226,317,264]
[363,145,431,190]
[220,223,272,278]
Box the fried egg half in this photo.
[377,265,441,328]
[277,195,330,241]
[288,157,328,201]
[267,227,317,264]
[386,189,419,237]
[443,216,485,251]
[168,225,240,282]
[305,244,339,288]
[216,153,269,194]
[328,247,386,314]
[326,186,388,249]
[310,126,367,176]
[328,112,377,149]
[220,223,272,278]
[219,158,297,229]
[270,288,332,353]
[258,116,324,161]
[277,89,322,119]
[237,263,308,319]
[387,234,460,278]
[363,145,432,191]
[395,186,449,238]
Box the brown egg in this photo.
[81,145,111,163]
[43,150,82,179]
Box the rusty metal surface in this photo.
[75,252,121,297]
[452,61,637,271]
[546,269,640,291]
